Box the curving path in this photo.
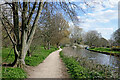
[27,48,69,78]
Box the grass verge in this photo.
[25,46,58,66]
[2,46,58,78]
[89,47,120,54]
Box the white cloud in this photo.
[78,2,118,39]
[79,3,87,9]
[74,0,118,39]
[86,9,117,23]
[69,0,83,2]
[95,28,114,32]
[95,28,115,39]
[0,0,5,4]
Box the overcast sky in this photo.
[69,0,119,40]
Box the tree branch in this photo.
[27,1,37,25]
[2,13,14,28]
[1,19,16,45]
[12,2,20,44]
[27,1,44,45]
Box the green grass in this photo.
[2,46,58,78]
[2,67,27,78]
[60,51,109,79]
[25,46,58,66]
[2,48,14,64]
[89,47,120,54]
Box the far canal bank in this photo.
[87,48,120,57]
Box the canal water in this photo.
[63,47,120,75]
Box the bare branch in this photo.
[27,1,37,25]
[2,13,14,28]
[1,19,16,45]
[27,1,44,45]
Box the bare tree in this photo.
[1,1,44,67]
[83,30,101,47]
[70,26,83,44]
[1,1,79,67]
[98,38,109,47]
[113,28,120,46]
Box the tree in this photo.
[1,1,44,67]
[1,1,78,67]
[83,30,101,47]
[98,38,109,47]
[108,38,116,47]
[70,26,83,44]
[113,28,120,46]
[49,13,70,47]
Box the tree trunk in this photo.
[12,45,27,68]
[57,43,59,48]
[47,41,50,50]
[27,49,31,57]
[44,44,47,50]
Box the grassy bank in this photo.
[2,46,58,78]
[25,46,57,66]
[60,51,115,79]
[89,47,120,56]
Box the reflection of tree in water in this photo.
[115,57,120,77]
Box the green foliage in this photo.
[2,48,14,63]
[60,51,107,79]
[60,46,64,49]
[25,46,57,66]
[2,67,27,78]
[89,47,120,54]
[2,46,57,78]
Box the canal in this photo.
[62,47,120,76]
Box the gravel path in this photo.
[27,48,69,78]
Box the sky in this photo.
[0,0,119,40]
[69,0,119,40]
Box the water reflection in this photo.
[74,48,120,68]
[63,47,120,72]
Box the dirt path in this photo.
[27,48,69,78]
